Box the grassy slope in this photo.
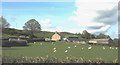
[2,41,118,62]
[2,28,79,38]
[34,31,79,38]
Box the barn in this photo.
[88,39,112,45]
[51,32,63,41]
[67,37,86,44]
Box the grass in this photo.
[2,41,118,63]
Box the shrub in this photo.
[2,40,28,47]
[27,38,45,43]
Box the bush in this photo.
[27,38,45,43]
[2,40,28,47]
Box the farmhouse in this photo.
[67,37,86,44]
[51,32,63,41]
[88,39,112,45]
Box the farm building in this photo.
[67,37,79,42]
[51,32,63,41]
[88,39,112,45]
[19,34,29,39]
[8,36,20,41]
[67,37,86,44]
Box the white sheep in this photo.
[52,42,54,44]
[53,50,56,53]
[53,47,56,50]
[68,46,71,49]
[40,43,42,45]
[103,46,105,50]
[65,50,68,53]
[82,48,84,50]
[109,47,112,49]
[34,42,36,44]
[74,45,77,48]
[88,46,92,50]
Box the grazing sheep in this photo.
[53,47,56,50]
[74,45,77,48]
[103,46,105,50]
[34,42,36,44]
[65,50,68,53]
[40,43,42,45]
[116,47,118,49]
[68,46,71,49]
[53,50,56,53]
[88,46,92,50]
[81,48,84,50]
[52,42,54,44]
[109,47,112,49]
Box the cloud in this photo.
[95,6,117,25]
[39,18,63,32]
[88,25,111,34]
[69,0,118,34]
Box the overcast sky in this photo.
[1,0,119,38]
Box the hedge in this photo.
[2,40,28,47]
[27,38,45,43]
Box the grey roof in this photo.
[67,37,85,41]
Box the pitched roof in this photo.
[53,31,64,38]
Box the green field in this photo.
[2,41,118,62]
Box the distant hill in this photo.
[2,28,80,38]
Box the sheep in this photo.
[34,42,36,44]
[68,46,71,49]
[81,48,84,50]
[53,47,56,50]
[109,47,112,49]
[65,50,68,53]
[53,50,56,53]
[52,42,54,44]
[40,43,42,45]
[103,46,105,50]
[88,46,92,50]
[74,45,77,48]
